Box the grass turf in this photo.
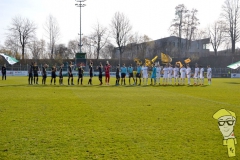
[0,76,239,159]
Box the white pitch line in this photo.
[154,88,240,108]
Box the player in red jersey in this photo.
[105,61,111,85]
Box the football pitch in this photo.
[0,76,239,159]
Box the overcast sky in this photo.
[0,0,226,47]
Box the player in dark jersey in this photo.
[1,64,6,80]
[51,64,57,85]
[42,63,48,85]
[97,62,103,85]
[88,60,93,85]
[33,62,40,84]
[78,63,84,85]
[59,63,64,85]
[115,64,120,85]
[28,62,34,85]
[68,61,74,85]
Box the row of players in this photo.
[130,63,212,86]
[28,61,212,86]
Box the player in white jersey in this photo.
[186,65,192,85]
[207,65,212,85]
[156,64,161,85]
[180,65,186,85]
[199,66,204,85]
[142,64,149,85]
[162,64,169,85]
[173,64,179,85]
[168,64,173,85]
[194,64,200,85]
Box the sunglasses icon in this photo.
[218,120,235,126]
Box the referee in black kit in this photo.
[1,64,6,80]
[28,62,33,85]
[97,62,103,85]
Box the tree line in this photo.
[170,0,240,56]
[0,0,239,62]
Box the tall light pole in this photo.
[75,0,86,66]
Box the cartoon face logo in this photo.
[218,115,236,137]
[213,109,236,138]
[213,109,237,157]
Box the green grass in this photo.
[0,76,239,159]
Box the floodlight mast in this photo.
[75,0,86,65]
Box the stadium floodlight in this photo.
[75,0,86,66]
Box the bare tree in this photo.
[81,36,95,59]
[39,39,46,59]
[127,32,141,59]
[111,12,132,62]
[91,22,109,59]
[54,43,70,61]
[68,37,96,59]
[223,38,232,54]
[28,39,46,59]
[189,9,199,42]
[54,43,74,59]
[221,0,240,54]
[100,43,114,59]
[44,15,60,59]
[123,34,155,59]
[6,16,37,59]
[0,48,19,59]
[68,39,79,55]
[4,36,20,57]
[138,35,153,59]
[208,20,226,56]
[193,28,208,40]
[170,4,188,55]
[183,9,200,52]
